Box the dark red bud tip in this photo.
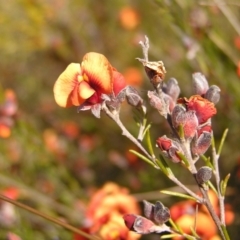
[156,136,172,151]
[123,214,137,230]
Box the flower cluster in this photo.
[53,38,231,240]
[74,183,140,240]
[156,73,220,163]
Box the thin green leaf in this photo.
[200,155,213,168]
[169,218,181,233]
[217,129,229,156]
[158,155,174,176]
[160,190,196,201]
[221,224,231,240]
[190,226,200,238]
[220,173,231,196]
[168,220,196,240]
[161,234,180,239]
[183,234,197,240]
[208,181,218,195]
[129,149,156,168]
[179,124,185,140]
[145,125,154,156]
[177,151,189,168]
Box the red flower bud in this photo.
[156,136,182,163]
[172,105,198,139]
[123,214,155,234]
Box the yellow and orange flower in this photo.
[74,182,140,240]
[53,52,126,108]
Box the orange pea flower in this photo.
[178,95,217,124]
[53,52,126,108]
[74,182,140,240]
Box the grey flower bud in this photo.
[192,131,212,155]
[163,78,180,102]
[192,72,209,95]
[125,86,143,108]
[196,166,212,184]
[143,200,154,220]
[153,201,170,225]
[205,85,221,104]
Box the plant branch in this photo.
[102,105,155,164]
[168,174,203,203]
[212,138,226,226]
[199,188,227,240]
[0,194,100,240]
[176,130,227,239]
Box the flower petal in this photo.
[53,63,81,107]
[187,95,217,123]
[78,81,95,99]
[112,70,126,96]
[81,52,113,94]
[70,81,94,106]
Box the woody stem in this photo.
[102,105,155,164]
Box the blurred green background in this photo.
[0,0,240,239]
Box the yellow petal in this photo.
[78,81,95,99]
[81,52,113,94]
[70,81,95,106]
[53,63,81,107]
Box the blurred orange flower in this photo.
[60,121,80,140]
[0,89,17,138]
[234,36,240,50]
[237,61,240,77]
[53,52,126,108]
[74,182,140,240]
[43,128,66,159]
[123,67,143,88]
[118,6,140,30]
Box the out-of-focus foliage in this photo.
[0,0,240,239]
